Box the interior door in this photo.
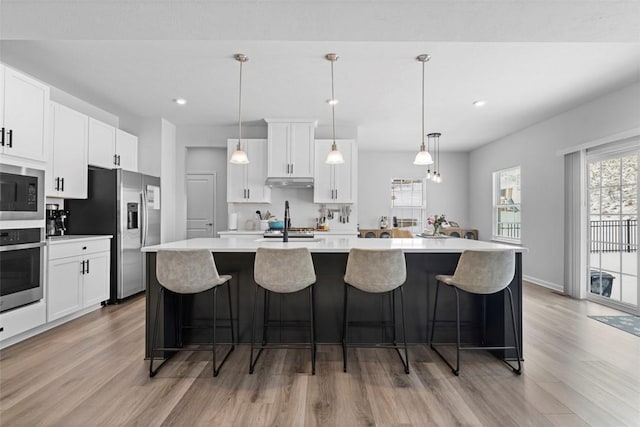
[187,173,216,238]
[587,149,639,314]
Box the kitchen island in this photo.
[143,237,526,361]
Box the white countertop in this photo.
[47,235,113,245]
[218,230,358,236]
[143,236,526,253]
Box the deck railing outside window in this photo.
[590,219,637,253]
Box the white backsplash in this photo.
[228,187,357,232]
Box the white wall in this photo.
[175,124,268,240]
[469,82,640,290]
[186,147,228,236]
[160,119,177,243]
[176,123,360,238]
[358,151,470,229]
[50,87,119,127]
[136,118,162,177]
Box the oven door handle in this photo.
[0,242,46,252]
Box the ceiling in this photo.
[1,2,639,152]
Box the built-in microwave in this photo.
[0,164,44,221]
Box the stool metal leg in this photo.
[342,283,349,372]
[429,281,441,348]
[249,285,263,374]
[506,287,522,375]
[212,286,218,376]
[262,289,270,346]
[149,287,164,377]
[397,286,410,374]
[430,282,522,376]
[454,287,461,376]
[309,284,316,375]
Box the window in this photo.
[493,166,521,242]
[391,178,425,233]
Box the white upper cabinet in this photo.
[88,120,138,172]
[227,139,271,203]
[88,118,116,169]
[266,119,316,178]
[0,65,50,162]
[313,139,356,204]
[48,102,88,199]
[115,129,138,172]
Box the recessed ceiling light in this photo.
[326,99,339,105]
[173,98,187,105]
[472,100,486,107]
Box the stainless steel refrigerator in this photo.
[67,167,161,303]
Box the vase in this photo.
[433,225,441,236]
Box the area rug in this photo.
[588,315,640,337]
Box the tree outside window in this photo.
[493,166,521,242]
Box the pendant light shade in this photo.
[230,54,250,165]
[413,54,434,166]
[325,53,345,165]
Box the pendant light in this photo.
[413,54,434,166]
[230,54,250,164]
[428,132,442,183]
[325,53,344,164]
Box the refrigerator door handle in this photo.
[141,190,149,247]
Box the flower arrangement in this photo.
[427,214,447,235]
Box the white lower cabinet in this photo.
[47,238,110,322]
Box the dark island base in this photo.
[146,252,522,361]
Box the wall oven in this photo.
[0,164,45,221]
[0,228,45,313]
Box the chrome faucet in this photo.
[283,200,290,242]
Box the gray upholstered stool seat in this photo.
[149,249,235,377]
[342,248,410,374]
[430,249,521,376]
[250,247,317,374]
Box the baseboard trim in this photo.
[523,275,564,292]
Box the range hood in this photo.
[265,177,314,188]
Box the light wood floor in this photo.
[1,283,639,426]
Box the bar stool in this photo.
[343,248,409,374]
[250,247,317,375]
[430,249,521,376]
[149,249,235,377]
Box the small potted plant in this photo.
[427,214,447,235]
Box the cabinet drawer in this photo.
[49,238,111,260]
[0,300,47,342]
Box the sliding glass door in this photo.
[587,149,639,313]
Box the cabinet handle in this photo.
[60,177,64,192]
[117,155,121,166]
[55,177,59,191]
[114,154,118,165]
[7,130,12,148]
[0,127,4,146]
[81,260,86,275]
[86,259,90,274]
[291,163,293,174]
[247,189,250,199]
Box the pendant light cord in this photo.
[421,59,425,149]
[237,59,243,150]
[331,59,337,149]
